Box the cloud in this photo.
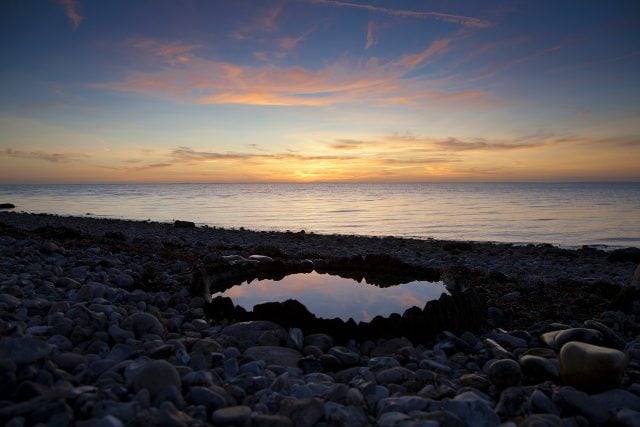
[93,36,476,108]
[365,21,377,50]
[310,0,490,28]
[232,0,287,39]
[432,137,554,151]
[2,148,89,163]
[396,38,450,69]
[56,0,84,30]
[132,39,200,64]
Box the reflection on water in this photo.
[211,271,449,323]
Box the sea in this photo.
[0,182,638,248]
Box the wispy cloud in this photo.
[93,36,471,108]
[56,0,84,30]
[278,25,316,50]
[131,39,200,64]
[396,38,450,69]
[365,21,377,50]
[2,148,89,163]
[232,0,287,40]
[310,0,490,28]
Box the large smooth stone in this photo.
[243,346,301,368]
[540,328,601,350]
[132,360,181,398]
[559,341,628,392]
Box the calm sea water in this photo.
[0,182,638,248]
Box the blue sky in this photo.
[1,0,639,182]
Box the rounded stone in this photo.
[559,341,628,392]
[243,346,301,368]
[328,346,360,366]
[375,367,416,385]
[540,328,601,350]
[487,359,522,389]
[132,360,181,398]
[122,312,163,338]
[519,355,559,382]
[211,405,252,425]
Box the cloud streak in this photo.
[310,0,490,28]
[2,148,89,163]
[365,21,377,50]
[56,0,84,30]
[93,37,472,108]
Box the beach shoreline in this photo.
[1,210,640,425]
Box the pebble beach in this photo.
[1,211,640,426]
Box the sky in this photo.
[1,0,639,183]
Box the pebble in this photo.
[210,405,252,425]
[0,337,52,364]
[1,212,639,427]
[132,360,182,398]
[486,359,522,389]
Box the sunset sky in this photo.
[1,0,639,183]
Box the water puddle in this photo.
[211,271,449,322]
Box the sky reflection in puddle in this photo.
[212,271,449,322]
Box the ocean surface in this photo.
[0,182,639,248]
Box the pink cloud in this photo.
[396,38,450,69]
[56,0,83,30]
[365,21,377,50]
[92,36,490,109]
[232,0,287,39]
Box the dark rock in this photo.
[174,220,195,228]
[305,334,334,352]
[0,337,51,364]
[519,414,562,427]
[187,387,227,411]
[0,203,15,209]
[132,360,181,398]
[553,386,609,425]
[495,386,529,418]
[487,359,521,389]
[222,321,287,345]
[519,355,559,382]
[608,247,640,263]
[244,346,301,368]
[328,346,360,366]
[280,398,324,427]
[528,389,559,415]
[323,402,369,427]
[158,401,192,427]
[122,312,164,338]
[375,367,416,385]
[251,414,293,427]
